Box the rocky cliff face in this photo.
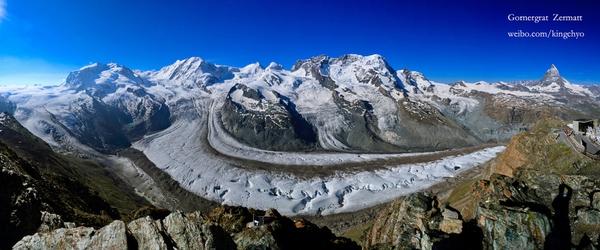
[220,83,318,151]
[364,193,482,249]
[363,119,600,249]
[287,54,485,151]
[0,113,149,249]
[14,206,359,250]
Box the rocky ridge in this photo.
[13,206,359,250]
[362,119,600,249]
[365,193,481,249]
[0,112,149,249]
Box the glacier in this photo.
[3,54,596,215]
[133,98,504,215]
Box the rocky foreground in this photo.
[360,119,600,249]
[13,206,358,250]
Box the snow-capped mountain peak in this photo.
[291,54,404,91]
[526,64,593,96]
[148,57,235,88]
[290,55,329,76]
[65,62,109,89]
[238,62,263,76]
[397,69,434,93]
[64,62,145,92]
[541,64,562,84]
[266,62,283,71]
[545,64,560,77]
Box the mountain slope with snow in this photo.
[1,63,171,152]
[1,54,599,215]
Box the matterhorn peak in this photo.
[546,64,560,77]
[541,64,563,85]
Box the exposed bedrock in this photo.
[220,84,318,151]
[364,120,600,249]
[14,207,360,250]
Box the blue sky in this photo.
[0,0,599,85]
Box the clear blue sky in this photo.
[0,0,599,85]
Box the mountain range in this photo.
[1,54,599,217]
[2,55,598,154]
[3,54,600,249]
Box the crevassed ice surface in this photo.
[6,55,591,215]
[133,104,504,215]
